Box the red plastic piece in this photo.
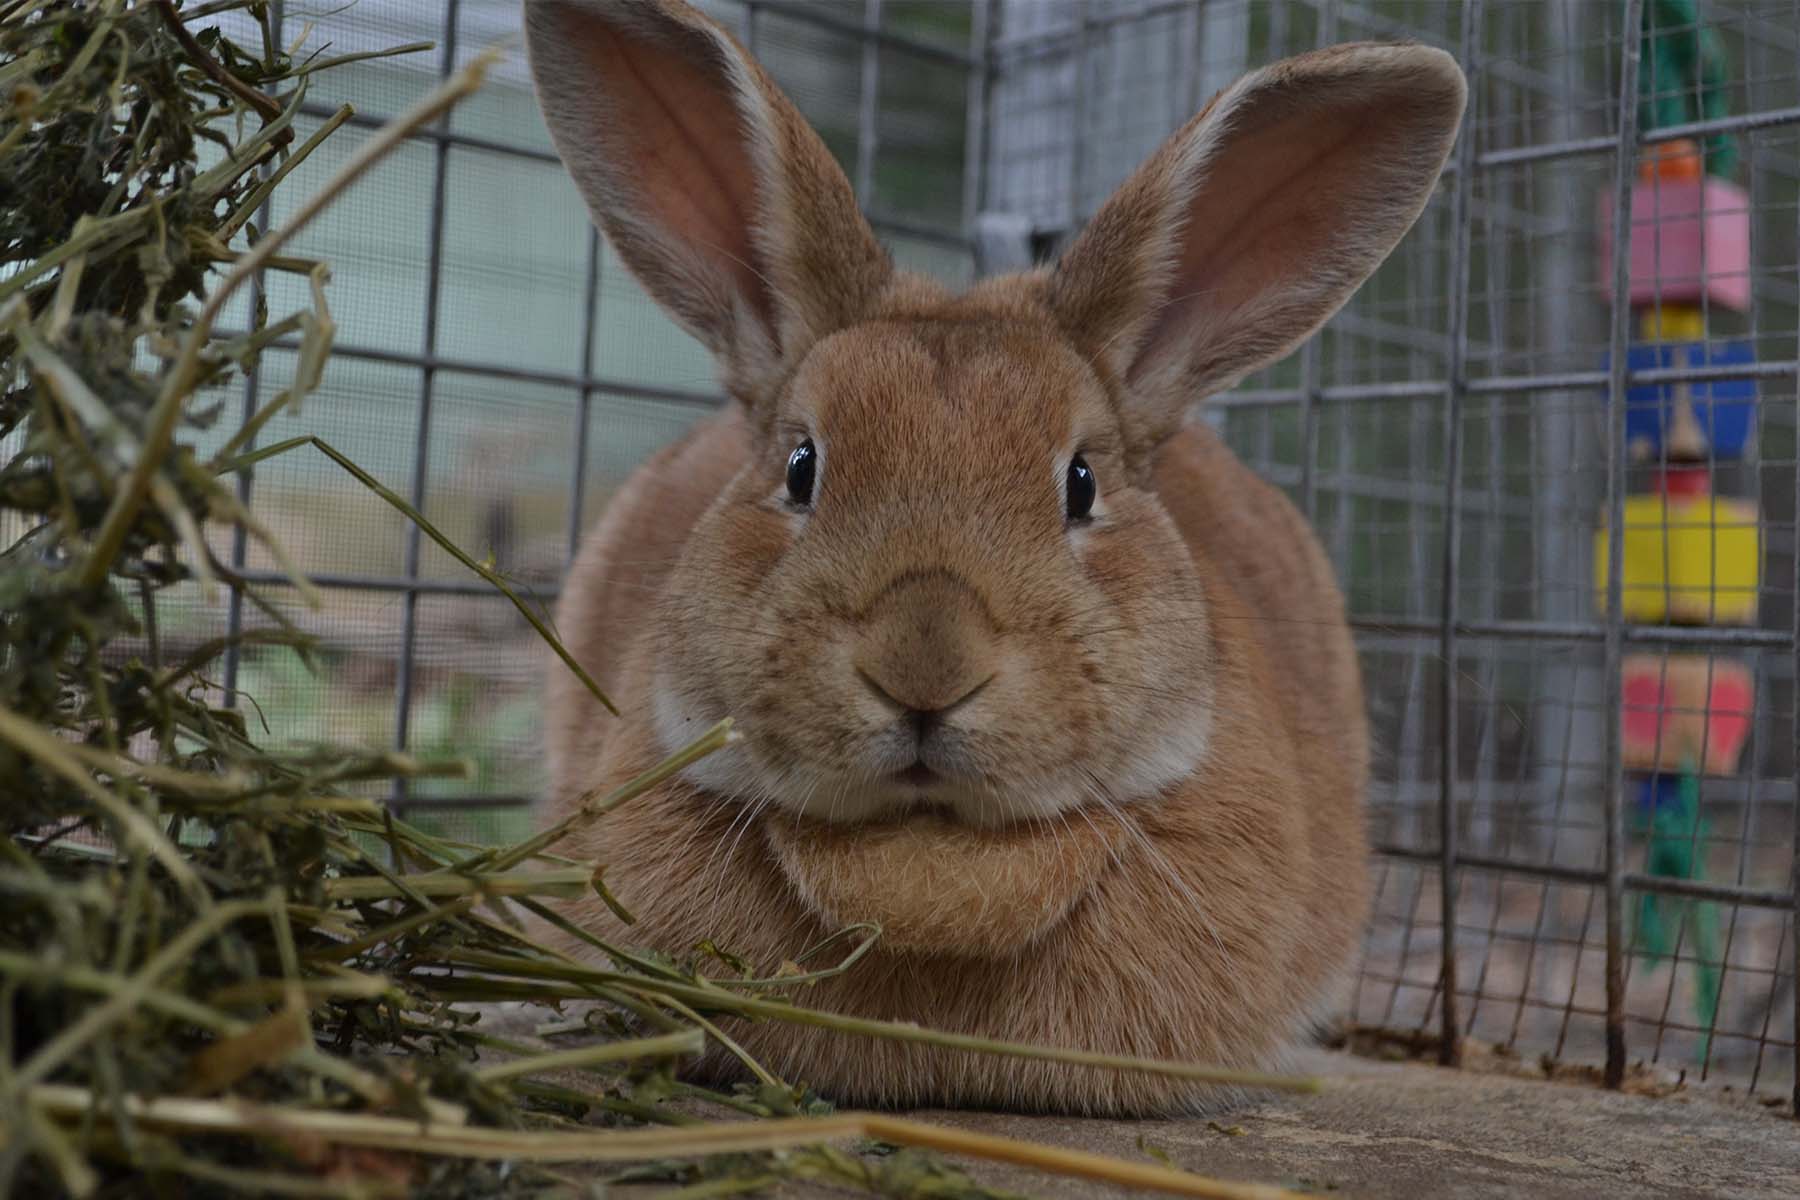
[1653,465,1712,498]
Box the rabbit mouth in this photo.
[892,761,940,787]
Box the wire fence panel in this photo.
[199,0,1797,1101]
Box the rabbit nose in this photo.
[854,570,997,728]
[857,670,991,740]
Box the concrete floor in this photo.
[871,1047,1800,1199]
[480,1000,1800,1197]
[635,1045,1800,1198]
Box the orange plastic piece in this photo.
[1639,137,1705,183]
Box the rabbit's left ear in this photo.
[1049,43,1466,453]
[524,0,891,402]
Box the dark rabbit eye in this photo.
[1065,455,1096,521]
[786,439,817,505]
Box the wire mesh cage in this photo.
[188,0,1797,1104]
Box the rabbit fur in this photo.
[523,0,1466,1115]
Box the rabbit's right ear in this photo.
[525,0,891,401]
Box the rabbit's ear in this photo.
[1049,43,1465,453]
[525,0,890,395]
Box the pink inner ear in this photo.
[579,22,773,329]
[1137,100,1378,382]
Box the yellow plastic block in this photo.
[1637,304,1705,342]
[1594,494,1760,624]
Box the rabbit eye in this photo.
[786,439,817,506]
[1065,455,1096,522]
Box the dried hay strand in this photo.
[0,3,1316,1196]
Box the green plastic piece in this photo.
[1640,0,1738,178]
[1631,769,1721,1058]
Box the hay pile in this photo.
[0,4,1309,1197]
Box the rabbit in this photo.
[523,0,1466,1116]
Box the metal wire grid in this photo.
[983,0,1800,1098]
[177,0,1800,1101]
[206,0,987,837]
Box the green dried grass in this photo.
[0,4,1316,1197]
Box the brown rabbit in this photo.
[525,0,1465,1115]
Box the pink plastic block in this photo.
[1596,177,1751,312]
[1621,654,1753,776]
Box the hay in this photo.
[0,4,1314,1196]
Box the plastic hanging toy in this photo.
[1594,0,1757,1050]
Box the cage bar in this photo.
[389,0,461,822]
[1437,0,1484,1068]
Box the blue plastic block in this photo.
[1602,339,1756,462]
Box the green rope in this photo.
[1640,0,1738,178]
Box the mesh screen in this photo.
[191,0,1796,1097]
